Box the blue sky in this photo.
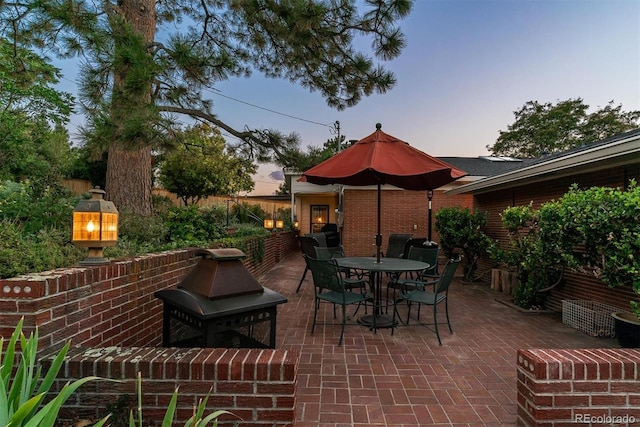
[213,0,640,194]
[59,0,640,195]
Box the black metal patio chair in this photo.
[304,255,371,346]
[386,245,440,301]
[296,235,321,293]
[391,256,462,345]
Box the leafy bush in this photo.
[542,182,640,317]
[434,207,495,281]
[0,220,84,278]
[216,225,270,263]
[161,205,225,244]
[0,180,76,233]
[229,201,267,226]
[0,182,280,279]
[495,204,562,309]
[496,182,640,313]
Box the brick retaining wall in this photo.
[0,231,299,426]
[517,348,640,426]
[41,346,297,425]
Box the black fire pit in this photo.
[154,248,287,349]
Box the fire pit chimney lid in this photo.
[201,248,246,261]
[178,247,263,300]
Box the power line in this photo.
[59,71,334,129]
[204,88,333,128]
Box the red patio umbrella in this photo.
[301,123,467,262]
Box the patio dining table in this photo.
[335,257,430,332]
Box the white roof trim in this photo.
[446,133,640,195]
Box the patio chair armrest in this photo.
[415,278,438,291]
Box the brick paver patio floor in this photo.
[260,251,617,427]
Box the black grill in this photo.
[154,248,287,349]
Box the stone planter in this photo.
[611,311,640,348]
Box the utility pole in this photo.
[334,120,341,153]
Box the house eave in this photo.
[446,133,640,195]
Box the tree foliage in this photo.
[1,0,413,214]
[488,98,640,158]
[0,38,75,182]
[273,134,356,194]
[158,124,256,205]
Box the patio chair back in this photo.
[385,233,411,258]
[406,246,439,276]
[403,238,427,258]
[305,255,343,294]
[315,246,346,260]
[434,256,462,294]
[305,232,327,247]
[296,236,322,293]
[300,236,321,258]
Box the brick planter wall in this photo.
[517,348,640,426]
[0,231,299,426]
[41,346,297,426]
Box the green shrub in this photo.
[434,207,495,281]
[216,226,270,264]
[497,182,640,313]
[162,205,225,244]
[0,180,76,234]
[543,182,640,317]
[497,204,560,309]
[0,184,279,278]
[0,220,84,278]
[229,201,267,226]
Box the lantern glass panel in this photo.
[73,212,102,241]
[102,212,119,241]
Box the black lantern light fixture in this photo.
[71,187,119,265]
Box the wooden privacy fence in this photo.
[62,179,289,212]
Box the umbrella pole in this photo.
[376,183,382,263]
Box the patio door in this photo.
[310,205,329,233]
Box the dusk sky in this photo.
[59,0,640,195]
[214,0,640,194]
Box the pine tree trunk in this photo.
[106,145,153,215]
[104,0,156,215]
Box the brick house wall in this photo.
[341,188,473,257]
[517,348,640,426]
[474,164,639,312]
[0,231,299,426]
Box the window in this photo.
[310,205,329,233]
